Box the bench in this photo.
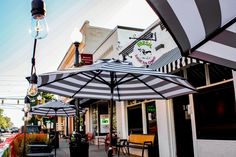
[118,134,155,157]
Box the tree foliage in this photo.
[0,108,13,129]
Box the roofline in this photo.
[92,25,144,54]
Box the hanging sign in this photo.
[132,40,156,67]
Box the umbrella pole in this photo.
[108,100,114,157]
[75,99,80,133]
[54,116,57,157]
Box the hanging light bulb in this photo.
[30,0,48,39]
[27,73,38,97]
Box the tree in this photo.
[0,109,13,129]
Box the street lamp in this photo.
[71,28,82,67]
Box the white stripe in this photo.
[219,0,236,26]
[226,22,236,33]
[37,77,42,86]
[155,83,178,91]
[48,74,57,83]
[197,41,236,61]
[113,95,162,100]
[168,0,206,47]
[74,93,111,100]
[114,89,154,94]
[164,88,193,97]
[52,82,80,91]
[177,59,181,69]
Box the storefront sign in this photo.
[100,114,109,133]
[132,40,156,67]
[81,54,93,65]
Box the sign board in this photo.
[100,114,109,133]
[81,54,93,65]
[132,40,156,67]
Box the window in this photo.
[187,64,206,87]
[194,81,236,140]
[127,105,143,134]
[208,64,232,84]
[146,101,157,134]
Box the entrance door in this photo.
[173,96,194,157]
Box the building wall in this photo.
[93,27,143,61]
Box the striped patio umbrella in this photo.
[30,101,76,157]
[37,59,196,156]
[30,101,76,117]
[147,0,236,69]
[37,59,196,100]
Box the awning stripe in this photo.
[195,0,221,36]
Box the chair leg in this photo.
[141,148,144,157]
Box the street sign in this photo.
[81,54,93,65]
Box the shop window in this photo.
[98,103,109,135]
[208,64,232,84]
[127,105,143,134]
[194,81,236,140]
[146,101,157,135]
[187,64,206,87]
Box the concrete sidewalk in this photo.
[56,138,134,157]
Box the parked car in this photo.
[10,127,19,134]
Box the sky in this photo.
[0,0,158,127]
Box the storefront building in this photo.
[119,20,236,157]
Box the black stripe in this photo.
[190,50,236,70]
[146,0,191,55]
[195,0,221,36]
[211,30,236,48]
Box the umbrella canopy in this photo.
[147,0,236,69]
[30,101,76,117]
[37,59,196,100]
[37,59,196,156]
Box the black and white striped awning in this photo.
[30,101,76,117]
[149,47,204,73]
[37,59,196,100]
[147,0,236,69]
[157,57,204,73]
